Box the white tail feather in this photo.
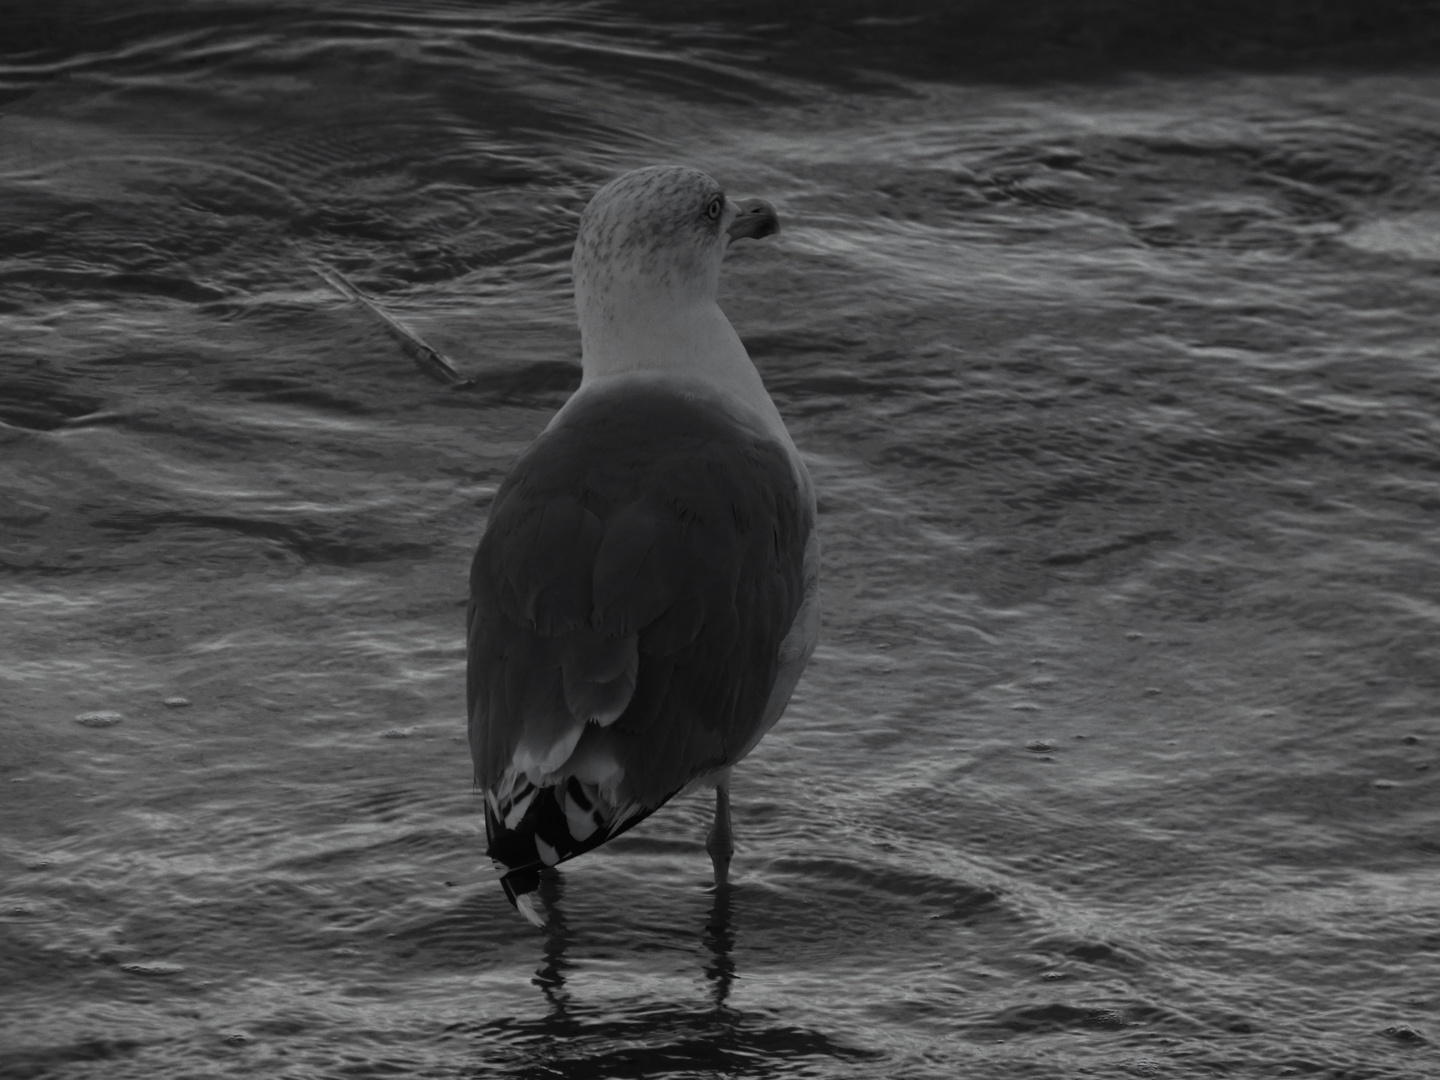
[514,892,546,928]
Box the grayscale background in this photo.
[2,2,1437,1077]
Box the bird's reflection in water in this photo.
[531,869,572,1014]
[701,884,735,1008]
[492,876,877,1076]
[530,872,737,1012]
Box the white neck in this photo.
[576,292,790,444]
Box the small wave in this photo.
[1342,212,1440,262]
[92,510,435,565]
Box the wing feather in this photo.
[468,380,812,834]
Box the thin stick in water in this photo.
[308,260,471,388]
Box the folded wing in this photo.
[467,380,812,900]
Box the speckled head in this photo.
[572,166,778,323]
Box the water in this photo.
[3,4,1439,1077]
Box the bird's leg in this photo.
[706,783,734,887]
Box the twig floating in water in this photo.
[308,260,471,388]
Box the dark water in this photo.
[3,3,1439,1077]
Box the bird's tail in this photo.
[485,774,667,917]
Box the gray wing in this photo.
[467,381,811,816]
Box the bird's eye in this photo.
[704,195,724,221]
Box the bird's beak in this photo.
[727,198,780,241]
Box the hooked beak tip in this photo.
[727,198,780,241]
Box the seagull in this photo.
[467,166,819,923]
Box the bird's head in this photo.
[572,165,779,327]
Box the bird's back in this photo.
[468,375,814,900]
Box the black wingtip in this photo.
[500,866,541,910]
[484,780,671,922]
[500,868,549,927]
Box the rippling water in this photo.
[3,3,1439,1077]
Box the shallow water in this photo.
[2,4,1439,1078]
